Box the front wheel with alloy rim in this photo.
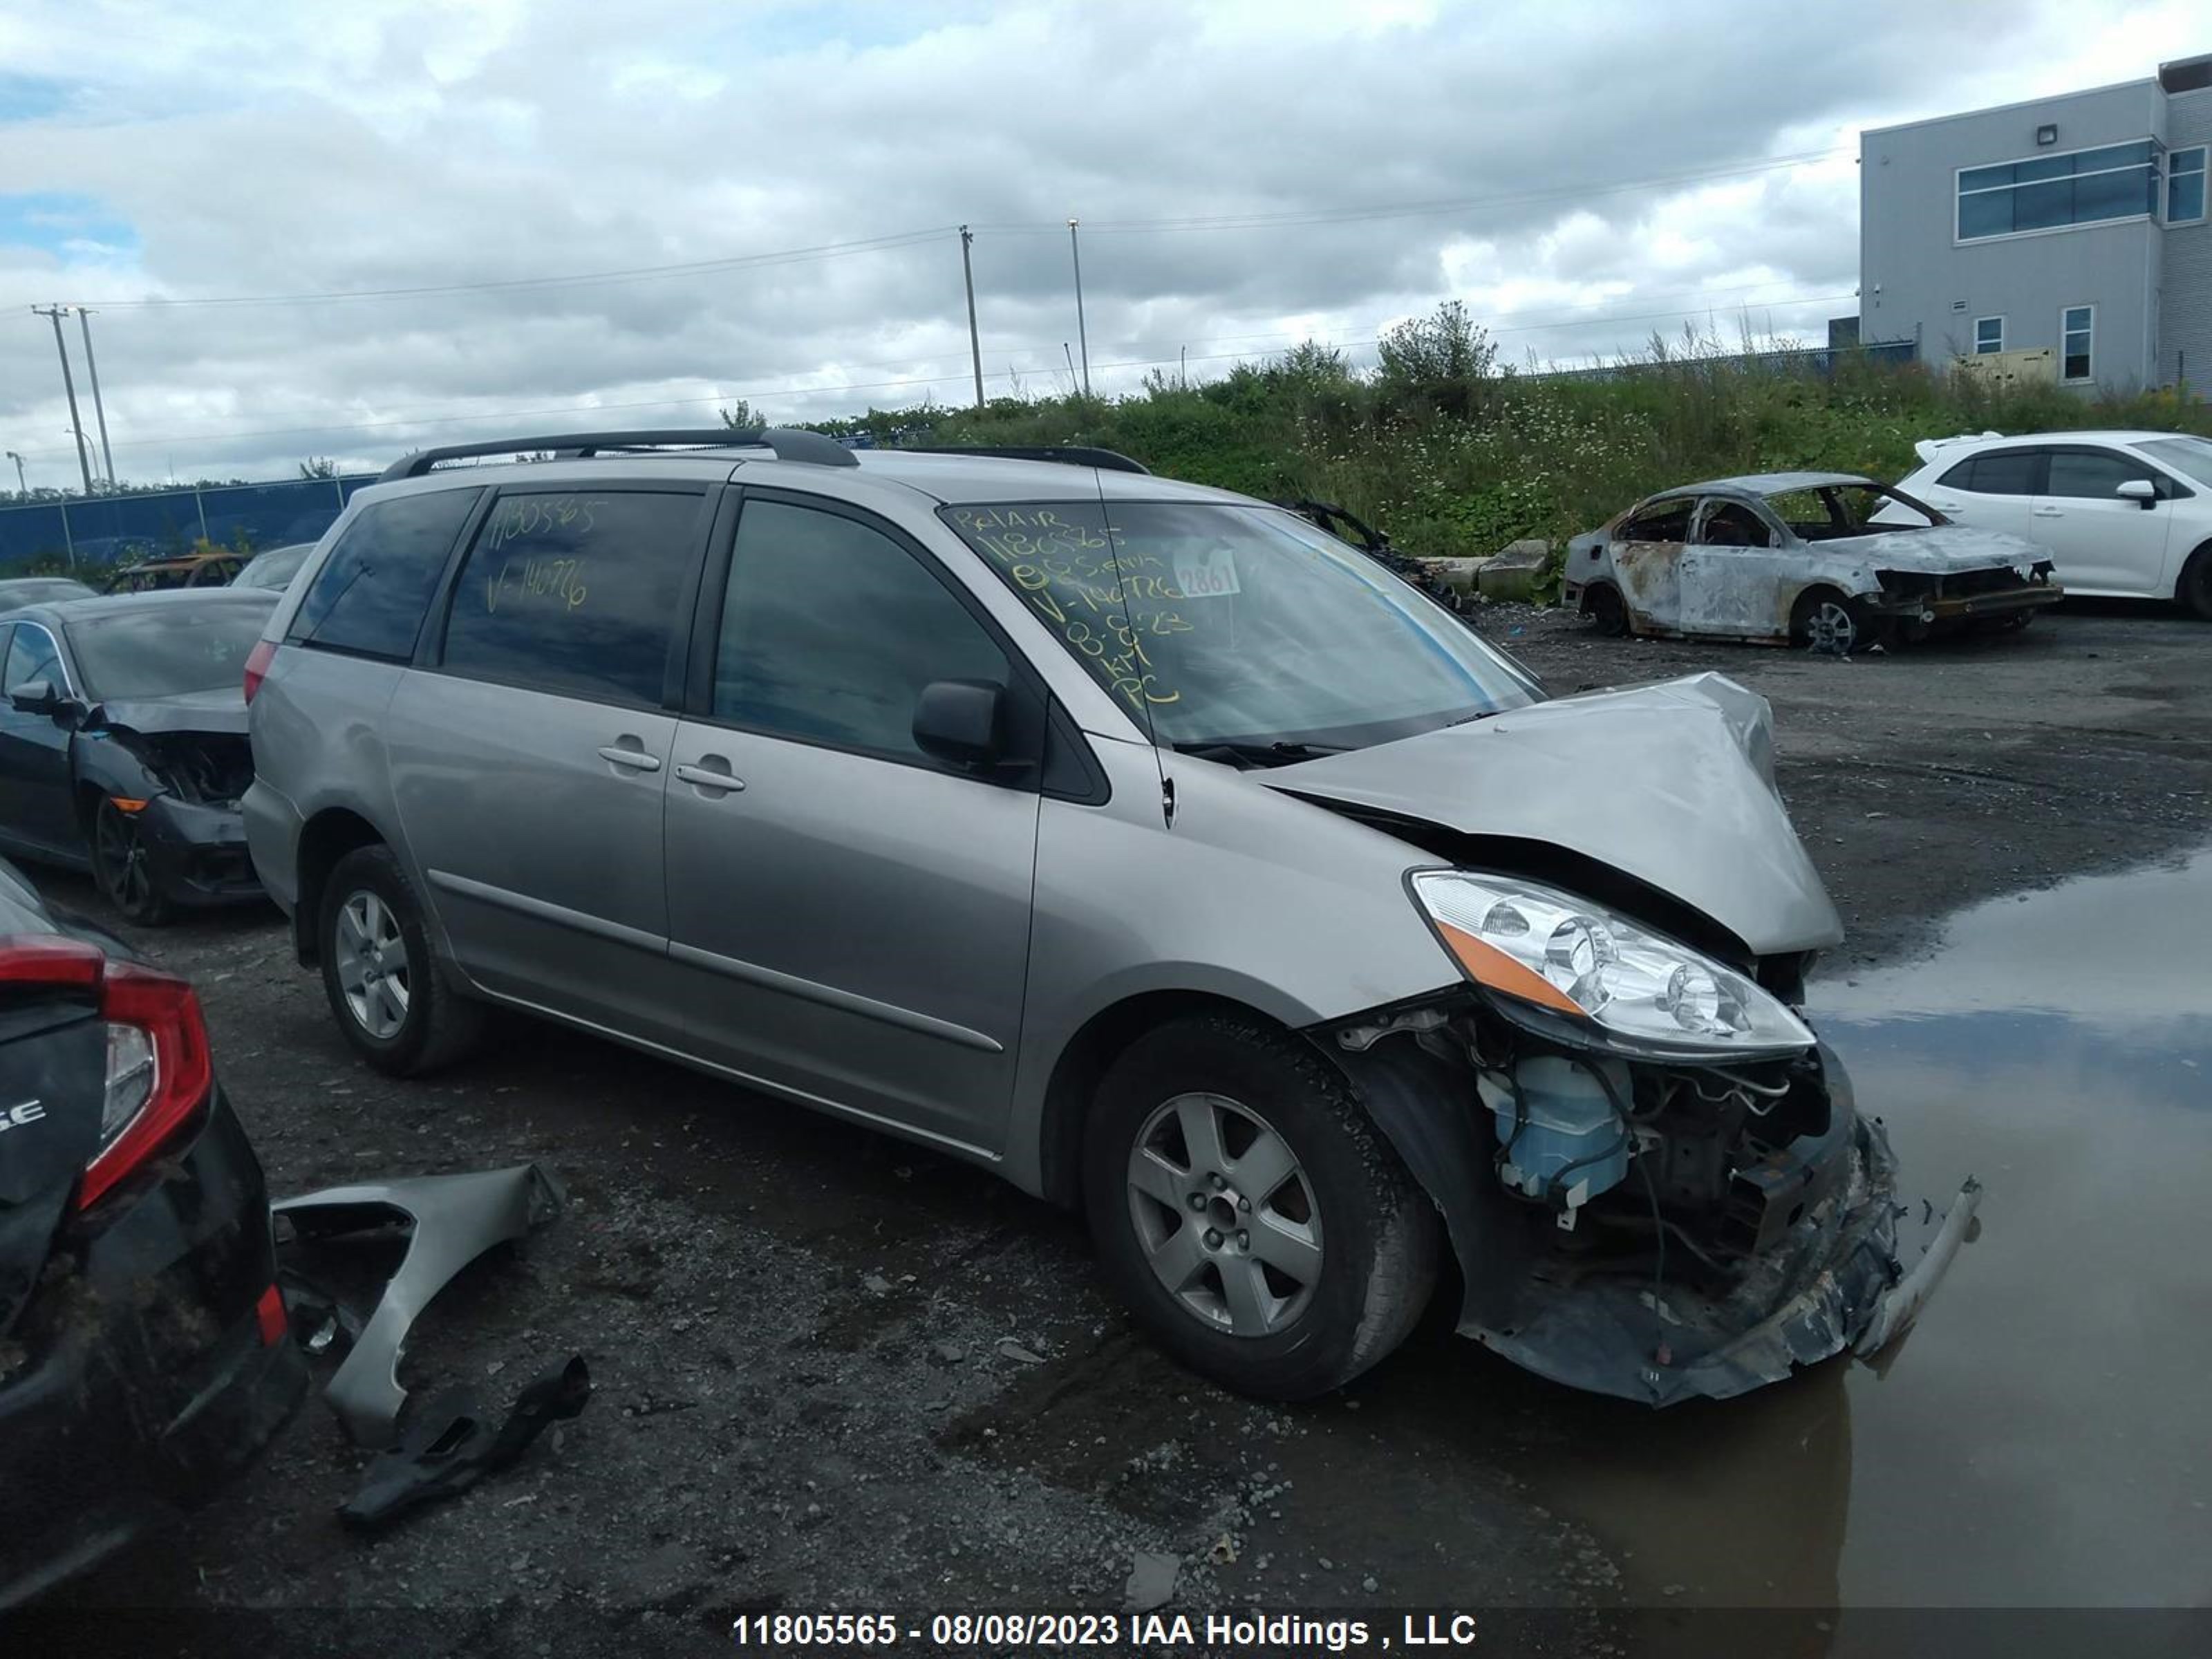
[1793,588,1879,656]
[1083,1015,1440,1399]
[91,798,172,925]
[2180,546,2212,621]
[318,844,485,1076]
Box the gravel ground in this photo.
[19,598,2212,1657]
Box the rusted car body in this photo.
[1564,472,2062,653]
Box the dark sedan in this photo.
[0,590,273,924]
[0,856,304,1608]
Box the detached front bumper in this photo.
[1465,1113,1977,1407]
[0,1089,306,1609]
[135,794,265,909]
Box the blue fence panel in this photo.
[337,474,380,503]
[199,480,344,553]
[0,503,75,574]
[57,491,206,572]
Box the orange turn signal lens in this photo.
[109,798,148,814]
[1436,921,1585,1017]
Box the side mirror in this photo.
[2117,478,2157,507]
[912,679,1010,770]
[7,677,59,715]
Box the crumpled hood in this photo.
[1264,672,1844,954]
[1830,525,2047,575]
[91,686,249,738]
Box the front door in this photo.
[1678,496,1794,640]
[663,494,1042,1155]
[1608,497,1694,632]
[2030,446,2175,597]
[0,623,83,861]
[384,483,712,1046]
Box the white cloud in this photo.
[0,0,2200,485]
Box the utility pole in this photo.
[1067,218,1091,397]
[32,306,95,496]
[959,225,985,413]
[75,307,115,490]
[6,451,24,494]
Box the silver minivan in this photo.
[243,430,1974,1406]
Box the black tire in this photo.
[317,844,485,1076]
[1792,588,1879,655]
[2179,546,2212,622]
[1972,610,2035,636]
[1082,1014,1440,1400]
[1584,583,1628,637]
[91,798,174,926]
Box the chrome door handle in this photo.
[675,762,744,792]
[597,745,662,771]
[2030,507,2063,517]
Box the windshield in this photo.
[940,500,1539,752]
[2138,437,2212,490]
[65,599,274,700]
[240,544,312,588]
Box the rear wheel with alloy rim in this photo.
[91,798,172,926]
[1084,1015,1439,1399]
[318,844,485,1076]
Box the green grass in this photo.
[789,308,2211,565]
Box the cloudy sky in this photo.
[0,0,2197,488]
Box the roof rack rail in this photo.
[379,427,859,482]
[895,444,1150,476]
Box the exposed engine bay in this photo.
[1331,992,1974,1406]
[108,728,255,807]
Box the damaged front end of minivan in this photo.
[1275,675,1979,1405]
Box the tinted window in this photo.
[1942,450,2041,496]
[3,624,62,694]
[441,490,702,707]
[1622,500,1693,542]
[291,487,482,660]
[2045,449,2153,500]
[715,501,1010,760]
[66,600,274,700]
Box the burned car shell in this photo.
[1564,471,2061,645]
[0,593,269,915]
[0,856,305,1607]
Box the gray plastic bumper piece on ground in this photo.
[273,1163,565,1447]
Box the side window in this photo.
[2045,449,2154,500]
[3,624,63,694]
[1954,449,2041,496]
[440,490,704,708]
[713,499,1012,763]
[1694,500,1774,547]
[290,487,484,660]
[1620,500,1693,543]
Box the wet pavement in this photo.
[1215,845,2212,1624]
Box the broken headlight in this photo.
[1409,870,1815,1060]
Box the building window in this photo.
[1956,141,2159,240]
[1974,317,2005,355]
[2169,147,2208,225]
[2061,306,2094,383]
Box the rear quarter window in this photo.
[289,487,485,661]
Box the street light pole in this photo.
[75,307,116,491]
[6,451,24,494]
[32,306,95,496]
[1067,218,1091,398]
[959,225,985,413]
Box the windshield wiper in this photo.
[1172,739,1347,769]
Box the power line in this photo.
[8,285,1855,462]
[970,149,1852,236]
[56,227,957,310]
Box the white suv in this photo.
[1888,431,2212,619]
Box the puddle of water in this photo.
[1232,850,2212,1613]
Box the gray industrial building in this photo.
[1859,55,2211,391]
